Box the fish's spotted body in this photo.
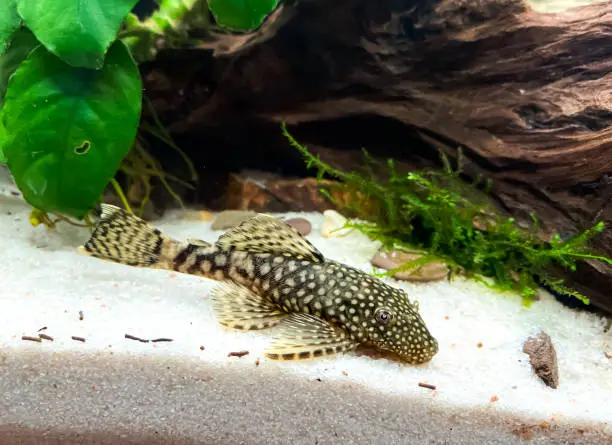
[80,205,438,364]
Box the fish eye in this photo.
[375,309,393,325]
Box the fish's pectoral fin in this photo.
[215,214,324,262]
[209,281,287,330]
[264,312,358,361]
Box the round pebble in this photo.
[371,249,449,282]
[211,210,257,230]
[285,218,312,236]
[183,210,214,222]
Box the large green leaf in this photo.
[208,0,279,31]
[0,27,39,107]
[0,28,39,164]
[0,117,6,164]
[0,0,21,51]
[2,40,142,217]
[17,0,139,69]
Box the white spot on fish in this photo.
[260,263,271,275]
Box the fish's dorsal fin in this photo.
[215,214,324,262]
[264,313,358,361]
[209,281,287,330]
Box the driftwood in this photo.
[141,0,612,314]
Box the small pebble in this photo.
[321,209,352,238]
[211,210,257,230]
[285,217,312,236]
[523,331,559,389]
[184,210,214,222]
[371,249,449,282]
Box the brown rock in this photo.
[371,249,450,282]
[223,170,366,213]
[285,217,312,236]
[523,332,560,389]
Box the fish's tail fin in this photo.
[79,204,179,269]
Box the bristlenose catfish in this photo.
[80,204,439,364]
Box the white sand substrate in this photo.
[0,187,610,444]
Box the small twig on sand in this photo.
[228,350,249,358]
[22,335,42,343]
[125,334,149,343]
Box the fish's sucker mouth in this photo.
[407,337,439,365]
[427,341,439,362]
[431,337,439,356]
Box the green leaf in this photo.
[2,40,142,218]
[16,0,139,69]
[0,116,6,164]
[208,0,279,31]
[0,27,38,164]
[0,0,21,51]
[0,27,39,107]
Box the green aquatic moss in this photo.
[281,122,612,304]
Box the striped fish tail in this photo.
[80,204,179,269]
